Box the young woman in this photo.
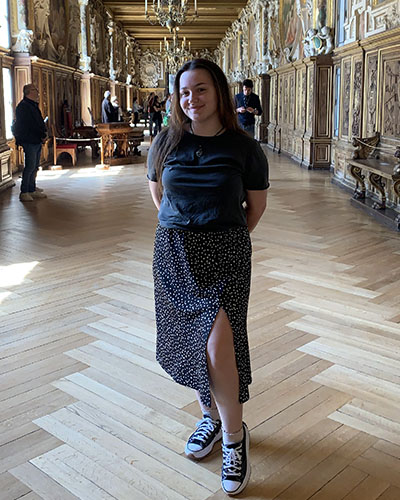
[147,59,269,496]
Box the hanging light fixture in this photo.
[145,0,198,32]
[159,29,192,73]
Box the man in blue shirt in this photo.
[234,79,263,139]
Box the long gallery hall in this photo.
[1,142,400,499]
[1,0,400,498]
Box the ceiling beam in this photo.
[102,0,248,50]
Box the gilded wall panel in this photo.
[283,75,288,124]
[73,74,81,125]
[316,66,331,137]
[301,69,306,127]
[365,53,379,135]
[271,74,277,123]
[295,69,302,129]
[41,70,49,120]
[382,57,400,137]
[351,59,363,137]
[289,73,295,125]
[341,60,351,138]
[32,67,40,94]
[307,66,314,132]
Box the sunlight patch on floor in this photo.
[69,165,127,178]
[0,261,39,287]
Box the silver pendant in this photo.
[196,145,203,157]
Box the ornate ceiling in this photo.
[102,0,249,50]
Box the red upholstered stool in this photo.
[55,143,78,166]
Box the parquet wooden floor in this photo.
[1,144,400,500]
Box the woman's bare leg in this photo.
[206,309,243,435]
[195,391,220,421]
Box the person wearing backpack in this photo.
[13,84,47,202]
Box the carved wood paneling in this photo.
[267,54,332,168]
[289,73,295,125]
[382,56,400,138]
[296,69,302,130]
[365,53,379,136]
[307,65,314,133]
[351,59,363,138]
[316,66,332,138]
[283,74,288,124]
[341,59,352,138]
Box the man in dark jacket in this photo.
[101,90,117,123]
[234,79,263,139]
[14,84,47,202]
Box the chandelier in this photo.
[145,0,198,32]
[159,29,192,73]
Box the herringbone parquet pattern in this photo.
[1,146,400,499]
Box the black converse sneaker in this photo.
[185,415,222,459]
[221,422,250,496]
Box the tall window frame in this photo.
[0,0,11,49]
[2,66,13,139]
[333,66,341,137]
[336,0,347,47]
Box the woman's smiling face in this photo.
[179,68,219,125]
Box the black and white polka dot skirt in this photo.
[152,224,252,407]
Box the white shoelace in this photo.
[222,444,243,476]
[191,418,218,444]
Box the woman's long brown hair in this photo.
[148,58,244,193]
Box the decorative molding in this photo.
[88,0,110,77]
[11,0,33,53]
[68,0,81,67]
[12,29,34,53]
[138,50,162,88]
[78,0,91,71]
[303,26,334,57]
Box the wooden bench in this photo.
[347,133,400,231]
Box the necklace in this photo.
[189,122,225,158]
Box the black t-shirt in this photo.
[147,129,269,231]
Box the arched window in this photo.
[0,0,10,49]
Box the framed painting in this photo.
[48,0,69,51]
[313,0,333,30]
[279,0,300,49]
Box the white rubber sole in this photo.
[185,429,222,459]
[223,464,251,496]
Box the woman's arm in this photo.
[245,189,268,233]
[149,180,161,210]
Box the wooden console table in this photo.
[95,123,145,165]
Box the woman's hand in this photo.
[245,189,267,233]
